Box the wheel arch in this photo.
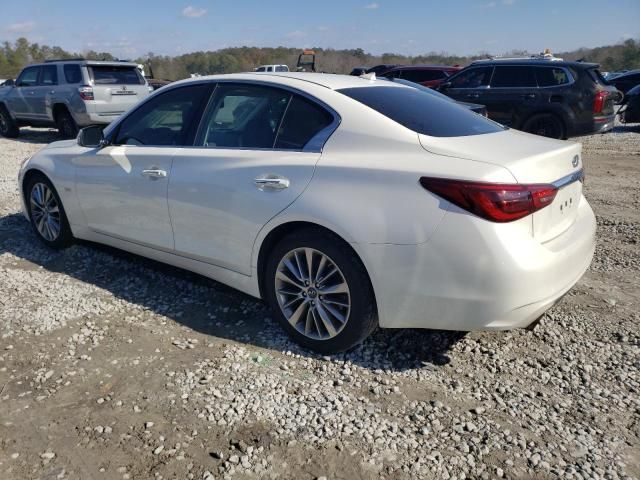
[21,169,52,219]
[255,220,376,309]
[519,110,568,138]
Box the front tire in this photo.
[264,228,377,354]
[521,113,565,140]
[0,105,19,138]
[25,174,74,249]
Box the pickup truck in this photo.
[0,59,150,139]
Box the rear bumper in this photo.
[569,114,615,137]
[356,195,596,330]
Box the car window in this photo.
[114,84,210,146]
[89,65,144,85]
[535,67,571,87]
[401,70,447,83]
[338,85,505,137]
[491,66,537,88]
[16,67,40,87]
[274,95,334,149]
[275,65,289,72]
[40,65,58,86]
[449,67,493,88]
[197,84,290,149]
[384,70,401,79]
[255,67,266,72]
[64,64,82,84]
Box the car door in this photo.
[442,66,493,104]
[168,82,336,275]
[74,83,212,250]
[32,65,58,121]
[7,66,41,120]
[482,66,538,126]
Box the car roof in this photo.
[470,58,599,69]
[169,72,411,91]
[35,60,140,67]
[614,69,640,78]
[389,65,460,71]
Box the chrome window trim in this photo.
[104,79,341,153]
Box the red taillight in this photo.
[593,90,609,114]
[78,86,94,101]
[419,177,558,223]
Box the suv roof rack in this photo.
[44,58,86,63]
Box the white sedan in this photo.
[18,72,596,353]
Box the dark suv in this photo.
[439,59,621,139]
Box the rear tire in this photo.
[25,173,74,249]
[0,105,20,138]
[521,113,565,140]
[264,228,378,354]
[55,108,78,139]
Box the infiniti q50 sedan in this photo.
[18,73,596,353]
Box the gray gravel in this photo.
[0,126,638,480]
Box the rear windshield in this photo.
[338,86,505,137]
[89,65,145,85]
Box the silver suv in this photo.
[0,59,150,139]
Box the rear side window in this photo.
[491,66,537,88]
[275,95,334,149]
[275,65,289,72]
[338,86,505,137]
[401,70,447,82]
[16,66,40,87]
[535,67,571,87]
[449,67,493,88]
[40,65,58,86]
[114,84,209,146]
[89,66,144,85]
[588,68,609,86]
[64,64,82,84]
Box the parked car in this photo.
[255,65,289,72]
[439,58,621,139]
[349,67,368,76]
[378,64,461,88]
[606,69,640,95]
[137,64,172,91]
[0,59,150,139]
[365,64,399,75]
[618,83,640,124]
[18,72,595,353]
[384,77,487,115]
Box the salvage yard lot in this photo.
[0,127,639,480]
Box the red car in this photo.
[379,64,462,88]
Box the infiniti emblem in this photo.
[572,155,579,168]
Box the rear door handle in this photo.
[141,168,167,179]
[254,176,290,190]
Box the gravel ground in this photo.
[0,126,638,480]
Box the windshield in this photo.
[89,65,145,85]
[338,85,505,137]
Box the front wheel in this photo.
[26,174,74,249]
[264,228,377,354]
[0,106,19,138]
[521,114,565,140]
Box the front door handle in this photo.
[254,176,290,190]
[141,168,167,179]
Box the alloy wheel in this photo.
[274,247,351,340]
[30,182,61,241]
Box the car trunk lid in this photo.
[419,129,584,242]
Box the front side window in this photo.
[17,67,40,87]
[491,66,537,88]
[275,95,334,149]
[89,65,144,85]
[64,64,82,84]
[40,65,58,86]
[255,67,266,72]
[114,84,209,146]
[197,84,290,148]
[338,85,505,137]
[449,66,493,88]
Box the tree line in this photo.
[1,37,639,81]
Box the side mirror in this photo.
[78,125,107,148]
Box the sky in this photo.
[1,0,639,58]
